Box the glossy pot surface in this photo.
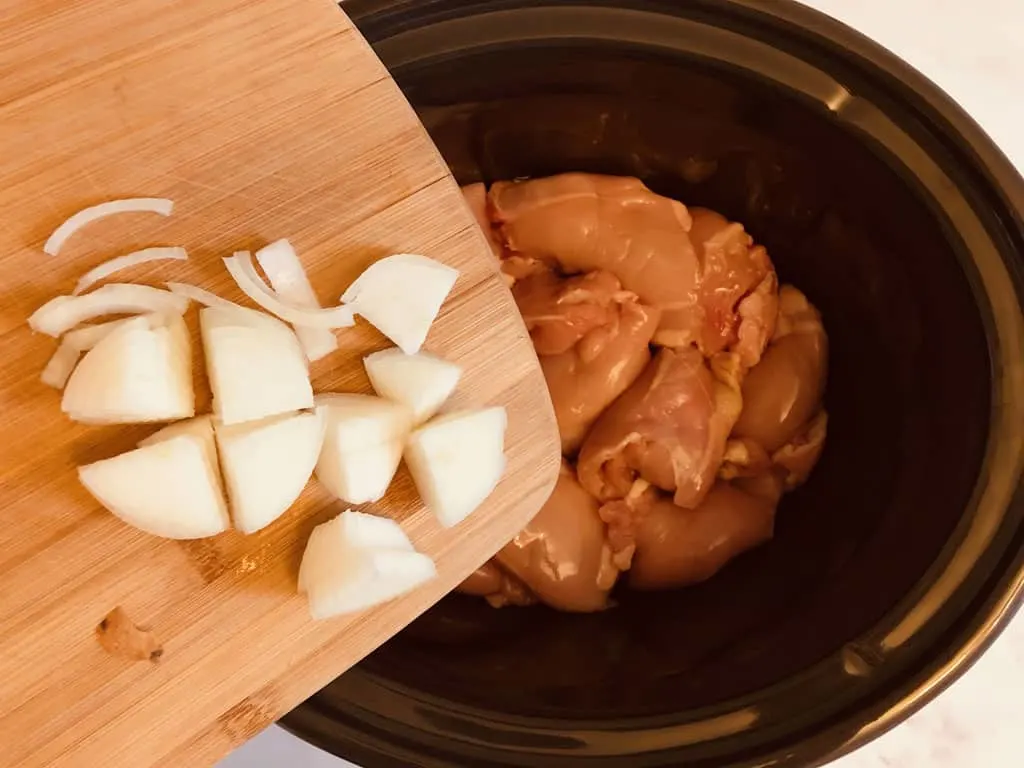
[284,1,1024,766]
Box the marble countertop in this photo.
[219,1,1024,766]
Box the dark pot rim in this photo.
[284,1,1024,766]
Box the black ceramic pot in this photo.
[283,1,1024,766]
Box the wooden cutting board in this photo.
[0,1,559,765]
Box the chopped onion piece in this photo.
[40,340,83,389]
[73,247,187,295]
[44,197,174,256]
[62,314,194,424]
[255,239,338,362]
[200,306,313,425]
[78,434,230,539]
[223,251,355,329]
[40,317,140,390]
[341,254,458,354]
[40,317,157,390]
[298,510,436,619]
[405,407,508,527]
[215,411,325,534]
[28,284,189,337]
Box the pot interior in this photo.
[341,42,992,719]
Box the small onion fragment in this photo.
[255,239,338,362]
[73,247,187,295]
[40,340,83,389]
[223,251,355,329]
[44,197,174,256]
[28,284,190,337]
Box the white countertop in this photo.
[219,1,1024,766]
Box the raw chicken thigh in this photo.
[513,268,661,453]
[457,173,829,610]
[576,346,742,509]
[628,476,782,590]
[688,207,779,366]
[513,269,629,356]
[540,298,659,455]
[457,461,620,612]
[497,461,620,612]
[491,173,700,343]
[724,284,829,488]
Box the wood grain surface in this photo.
[0,1,560,765]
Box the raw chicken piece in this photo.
[680,207,777,360]
[577,346,743,509]
[733,285,828,454]
[513,269,626,356]
[490,175,777,361]
[494,460,619,612]
[628,475,783,590]
[772,409,828,489]
[457,560,536,608]
[540,297,660,455]
[490,173,702,342]
[733,270,779,369]
[512,268,660,452]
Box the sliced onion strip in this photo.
[28,283,189,337]
[223,252,355,329]
[166,282,288,334]
[64,317,139,350]
[73,247,187,295]
[40,340,83,389]
[166,282,248,312]
[254,239,338,362]
[44,198,174,256]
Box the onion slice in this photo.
[40,340,83,389]
[44,197,174,256]
[64,317,140,350]
[255,239,338,362]
[73,247,187,295]
[28,284,189,337]
[166,282,247,312]
[169,283,286,332]
[223,251,355,329]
